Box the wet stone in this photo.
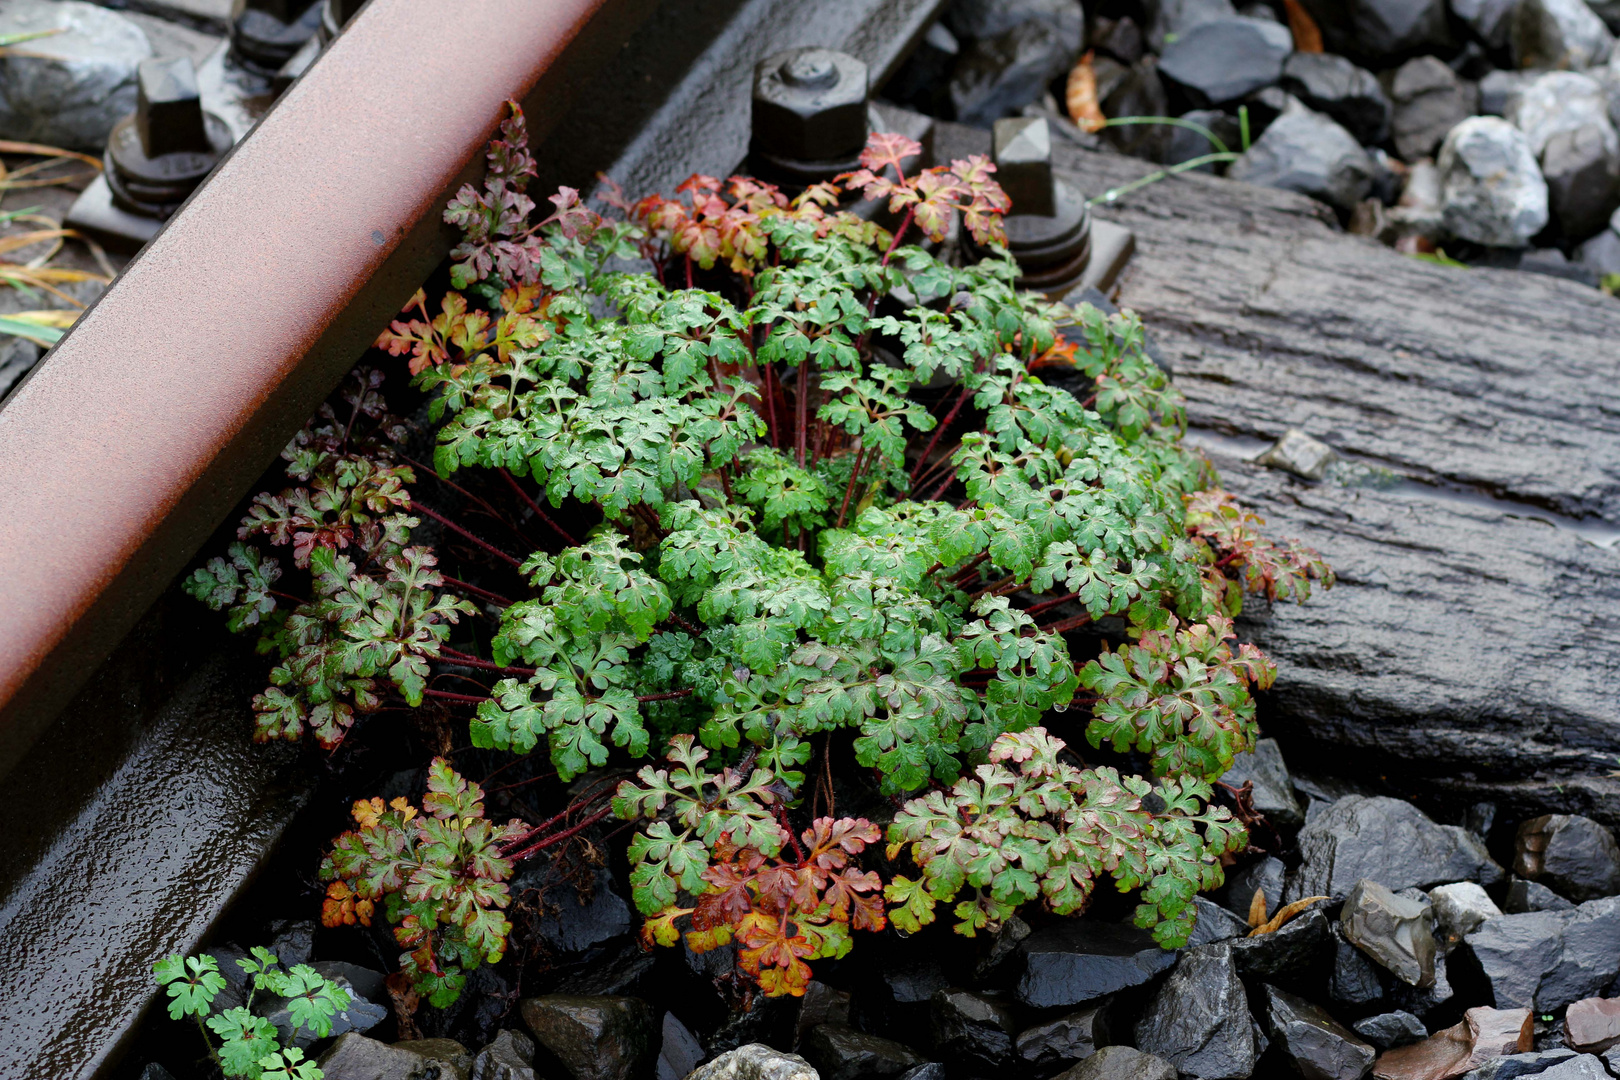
[1461,897,1620,1011]
[1134,944,1256,1080]
[895,1066,943,1080]
[1255,430,1340,483]
[1298,0,1451,60]
[1232,907,1333,981]
[687,1045,818,1080]
[1189,895,1252,946]
[800,1024,923,1080]
[1387,57,1477,163]
[520,995,657,1080]
[514,854,634,955]
[1016,1004,1111,1071]
[1016,921,1178,1008]
[794,982,851,1049]
[929,988,1016,1072]
[1158,16,1292,108]
[0,0,153,149]
[947,0,1083,128]
[1370,1007,1531,1080]
[657,1013,705,1080]
[1145,0,1236,52]
[1563,998,1620,1053]
[1281,52,1391,147]
[1164,107,1242,171]
[1460,1049,1577,1080]
[1343,879,1438,988]
[396,1039,474,1080]
[1502,878,1576,914]
[1055,1045,1178,1080]
[1512,0,1614,72]
[1261,984,1378,1080]
[470,1030,537,1080]
[1429,884,1502,953]
[1289,796,1504,902]
[318,1033,428,1080]
[1331,922,1389,1011]
[1224,856,1287,921]
[1354,1012,1429,1052]
[1229,97,1374,213]
[1514,816,1620,903]
[260,973,387,1050]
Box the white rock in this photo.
[1506,71,1616,157]
[1429,882,1503,952]
[1512,0,1614,71]
[1438,116,1550,247]
[687,1045,818,1080]
[0,0,152,150]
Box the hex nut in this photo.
[751,47,869,162]
[993,116,1055,217]
[136,56,208,159]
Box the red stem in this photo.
[440,575,517,608]
[503,803,616,862]
[1023,592,1080,618]
[402,454,534,546]
[880,205,917,268]
[774,804,807,863]
[441,647,536,677]
[413,503,524,568]
[835,446,866,529]
[498,468,577,546]
[423,688,487,705]
[1039,612,1095,635]
[912,382,975,483]
[637,689,694,703]
[795,363,809,468]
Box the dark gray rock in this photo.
[1287,796,1504,902]
[267,920,315,969]
[1055,1044,1177,1080]
[687,1045,818,1080]
[1504,878,1578,914]
[800,1025,923,1080]
[950,18,1079,127]
[1189,896,1253,946]
[895,1066,943,1080]
[1429,883,1503,953]
[928,989,1015,1072]
[659,1013,705,1080]
[1384,950,1458,1024]
[1512,0,1614,71]
[0,0,153,150]
[138,1067,178,1080]
[1017,1005,1111,1070]
[1164,108,1242,171]
[1517,1055,1611,1080]
[259,970,387,1050]
[520,996,657,1080]
[1134,945,1255,1079]
[945,0,1084,43]
[1515,815,1620,901]
[1223,856,1286,921]
[1231,908,1333,980]
[1015,921,1178,1008]
[1261,984,1378,1080]
[395,1039,473,1080]
[1479,69,1535,116]
[1461,1049,1579,1080]
[1461,897,1620,1011]
[1524,109,1619,244]
[975,915,1032,982]
[1387,56,1476,162]
[318,1033,429,1080]
[1575,222,1620,277]
[1297,0,1451,61]
[1352,1010,1427,1051]
[514,854,633,955]
[470,1030,537,1080]
[1158,16,1293,108]
[1143,0,1237,53]
[554,949,656,998]
[1330,922,1389,1010]
[794,982,851,1050]
[1229,98,1374,212]
[1099,58,1171,161]
[1453,0,1516,49]
[1342,879,1438,988]
[1281,52,1391,147]
[1508,246,1602,287]
[0,336,41,402]
[1094,16,1143,64]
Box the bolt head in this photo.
[993,116,1055,217]
[136,57,209,159]
[751,47,868,162]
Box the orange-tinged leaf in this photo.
[1282,0,1323,52]
[1066,51,1106,134]
[1249,895,1328,936]
[1247,884,1267,928]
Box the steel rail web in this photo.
[0,0,649,779]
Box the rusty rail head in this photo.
[0,0,649,776]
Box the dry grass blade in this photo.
[1282,0,1324,52]
[1065,50,1106,133]
[1248,895,1329,936]
[0,308,77,346]
[0,140,102,170]
[1247,885,1268,928]
[0,228,74,257]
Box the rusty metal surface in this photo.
[0,0,648,776]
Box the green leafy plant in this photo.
[152,947,349,1079]
[192,101,1332,1004]
[319,758,523,1006]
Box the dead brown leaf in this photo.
[1282,0,1324,52]
[1247,885,1268,928]
[1248,895,1329,936]
[1065,50,1106,133]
